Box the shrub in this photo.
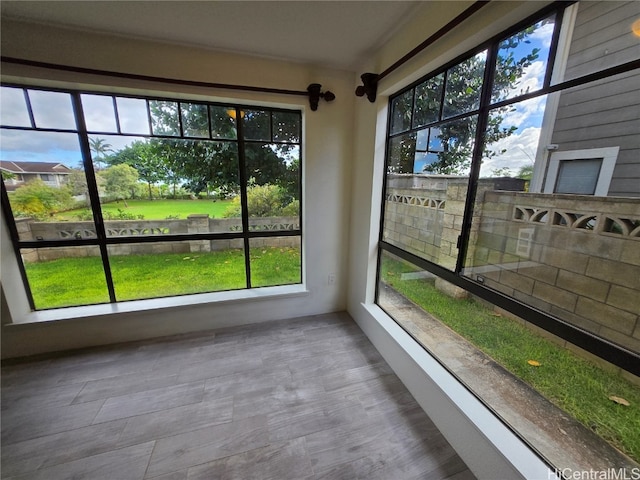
[222,184,298,218]
[10,180,75,220]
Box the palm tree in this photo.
[89,137,112,171]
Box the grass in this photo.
[54,199,234,221]
[380,255,640,463]
[24,246,301,308]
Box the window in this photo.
[1,87,302,310]
[544,147,619,196]
[377,0,639,470]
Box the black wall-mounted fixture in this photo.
[355,73,379,103]
[307,83,336,111]
[355,1,490,103]
[1,56,336,112]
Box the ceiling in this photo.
[1,1,423,71]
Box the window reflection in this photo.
[81,94,118,132]
[28,90,76,130]
[442,51,486,119]
[0,87,31,127]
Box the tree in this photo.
[148,102,295,197]
[10,179,75,220]
[407,22,546,175]
[1,171,16,181]
[517,164,534,180]
[108,140,165,200]
[89,137,112,171]
[100,164,139,205]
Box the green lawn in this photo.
[54,199,234,221]
[24,246,301,308]
[380,255,640,463]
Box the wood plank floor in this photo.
[1,312,475,480]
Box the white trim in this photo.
[8,285,310,326]
[530,3,579,194]
[544,146,619,196]
[352,303,558,480]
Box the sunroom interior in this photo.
[1,1,639,479]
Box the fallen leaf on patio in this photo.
[608,396,630,406]
[527,360,541,367]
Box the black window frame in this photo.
[375,2,640,376]
[1,85,303,310]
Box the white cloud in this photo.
[530,21,555,49]
[481,125,541,177]
[503,60,546,99]
[500,94,547,129]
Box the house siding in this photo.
[551,1,640,197]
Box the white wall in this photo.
[0,19,355,357]
[346,2,560,479]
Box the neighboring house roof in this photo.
[0,161,72,174]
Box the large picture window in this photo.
[377,0,639,471]
[1,87,302,310]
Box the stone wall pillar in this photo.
[187,214,211,253]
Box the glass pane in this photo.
[0,87,31,127]
[28,90,76,130]
[116,97,150,135]
[377,250,431,312]
[555,159,601,194]
[95,137,240,235]
[181,103,209,138]
[442,51,486,119]
[21,246,109,309]
[81,94,118,132]
[210,106,237,139]
[390,90,413,134]
[387,133,416,174]
[272,111,301,143]
[250,235,301,287]
[463,86,640,355]
[0,130,96,241]
[383,117,476,269]
[109,240,247,301]
[242,109,270,141]
[422,116,477,176]
[244,143,300,231]
[149,100,180,136]
[555,1,640,83]
[413,74,444,127]
[543,70,638,197]
[479,96,546,179]
[414,127,445,174]
[492,16,555,103]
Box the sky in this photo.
[478,20,555,177]
[0,89,149,167]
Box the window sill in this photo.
[375,285,637,474]
[7,284,309,327]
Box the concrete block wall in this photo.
[17,215,300,261]
[469,191,640,352]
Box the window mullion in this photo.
[71,92,117,303]
[235,107,252,288]
[455,46,498,274]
